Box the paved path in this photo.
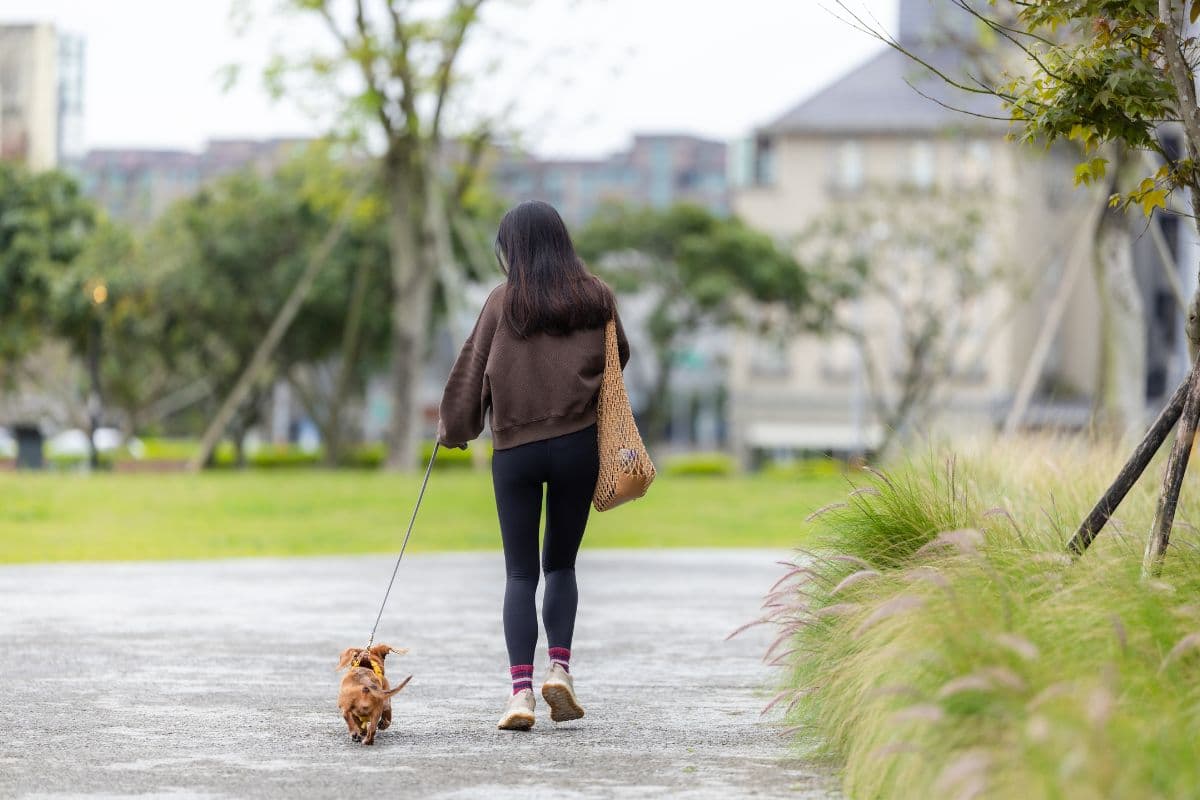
[0,551,834,799]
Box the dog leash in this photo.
[362,441,440,653]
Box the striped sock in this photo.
[549,647,571,674]
[510,664,534,694]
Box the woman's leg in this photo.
[492,442,546,674]
[541,425,600,654]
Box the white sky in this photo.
[2,0,897,158]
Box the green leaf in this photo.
[1074,163,1092,186]
[1141,189,1169,216]
[1074,158,1108,187]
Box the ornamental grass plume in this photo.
[756,437,1200,798]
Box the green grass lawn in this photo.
[0,470,846,563]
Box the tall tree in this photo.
[0,163,94,380]
[835,0,1200,573]
[926,7,1152,437]
[575,203,808,442]
[265,0,490,470]
[50,221,177,462]
[799,190,1009,456]
[154,155,386,465]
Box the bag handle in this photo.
[603,318,620,374]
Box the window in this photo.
[753,136,776,187]
[834,141,864,193]
[819,333,859,381]
[750,333,791,378]
[960,139,992,189]
[909,141,935,189]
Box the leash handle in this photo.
[365,441,440,649]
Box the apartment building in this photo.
[729,0,1187,461]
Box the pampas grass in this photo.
[768,437,1200,799]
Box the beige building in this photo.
[729,0,1187,462]
[0,23,64,170]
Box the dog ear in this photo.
[371,644,407,660]
[337,648,359,670]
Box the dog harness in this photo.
[351,653,387,731]
[352,652,386,682]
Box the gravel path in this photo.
[0,550,835,799]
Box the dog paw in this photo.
[351,733,361,742]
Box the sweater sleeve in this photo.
[437,291,501,449]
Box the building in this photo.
[0,23,83,170]
[56,30,84,167]
[490,134,728,225]
[728,0,1188,462]
[79,137,311,226]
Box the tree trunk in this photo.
[186,181,365,472]
[1092,206,1146,438]
[383,157,434,472]
[646,342,674,443]
[86,316,102,471]
[324,255,372,468]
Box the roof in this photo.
[762,44,1008,137]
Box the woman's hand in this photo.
[436,419,470,451]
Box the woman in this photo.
[437,200,630,730]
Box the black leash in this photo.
[363,442,440,651]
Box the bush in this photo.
[662,452,736,477]
[127,438,197,462]
[760,457,844,481]
[244,446,322,469]
[99,438,491,470]
[767,439,1200,799]
[421,440,486,469]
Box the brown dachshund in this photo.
[336,644,411,745]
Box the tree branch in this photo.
[431,0,486,141]
[320,1,396,138]
[450,125,491,212]
[948,0,1082,90]
[1159,0,1200,157]
[901,79,1017,122]
[381,0,421,142]
[829,0,1028,103]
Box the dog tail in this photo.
[381,675,412,697]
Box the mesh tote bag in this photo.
[593,318,656,512]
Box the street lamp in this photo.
[87,279,107,471]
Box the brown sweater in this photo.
[437,283,630,451]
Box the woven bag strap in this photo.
[603,318,620,375]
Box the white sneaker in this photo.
[541,663,585,722]
[497,688,536,730]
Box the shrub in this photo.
[662,452,736,477]
[421,440,485,469]
[760,458,844,481]
[125,438,197,462]
[100,438,491,470]
[766,439,1200,799]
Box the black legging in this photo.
[491,424,599,666]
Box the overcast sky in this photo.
[4,0,897,158]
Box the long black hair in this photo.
[495,200,615,337]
